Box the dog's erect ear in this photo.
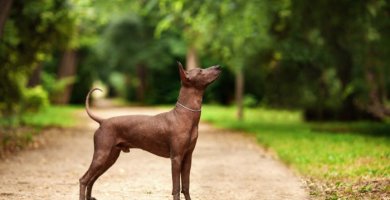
[177,61,189,82]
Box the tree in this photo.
[0,0,14,38]
[157,0,206,70]
[269,0,390,120]
[98,14,175,102]
[0,0,76,115]
[157,0,271,120]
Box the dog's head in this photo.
[177,62,221,89]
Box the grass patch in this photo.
[201,105,390,199]
[0,106,80,128]
[0,105,80,157]
[19,105,80,128]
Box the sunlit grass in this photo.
[201,105,390,180]
[0,106,81,156]
[20,106,80,127]
[0,106,80,128]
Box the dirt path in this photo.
[0,107,308,200]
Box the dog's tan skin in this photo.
[79,63,221,200]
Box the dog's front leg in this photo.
[171,155,183,200]
[181,150,194,200]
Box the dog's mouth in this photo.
[214,66,222,76]
[213,65,222,71]
[208,66,222,84]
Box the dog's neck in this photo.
[176,86,204,113]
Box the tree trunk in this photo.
[235,68,244,120]
[0,0,13,38]
[379,66,387,105]
[136,64,147,103]
[325,36,365,121]
[186,46,199,70]
[53,49,77,104]
[364,47,390,120]
[27,63,42,87]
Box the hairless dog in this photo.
[79,62,221,200]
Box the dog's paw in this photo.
[88,197,97,200]
[184,195,191,200]
[173,194,180,200]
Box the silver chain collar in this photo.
[176,102,202,112]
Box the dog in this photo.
[79,62,221,200]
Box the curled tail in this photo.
[85,88,104,124]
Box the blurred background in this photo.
[1,0,389,121]
[1,0,390,198]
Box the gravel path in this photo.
[0,107,308,200]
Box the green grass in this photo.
[201,105,390,180]
[0,105,80,128]
[20,105,80,128]
[0,106,80,157]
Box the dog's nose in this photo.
[215,65,221,70]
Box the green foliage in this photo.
[145,66,181,104]
[20,106,78,127]
[21,86,50,113]
[2,0,389,121]
[108,72,127,98]
[243,94,258,108]
[202,105,390,180]
[95,12,185,102]
[0,0,77,115]
[157,0,271,71]
[266,0,390,119]
[41,72,75,102]
[98,15,173,72]
[0,71,25,115]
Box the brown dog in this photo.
[79,62,221,200]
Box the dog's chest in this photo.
[187,126,198,148]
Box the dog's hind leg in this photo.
[80,130,120,200]
[79,147,120,200]
[85,148,121,200]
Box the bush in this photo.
[243,94,258,108]
[22,86,49,113]
[41,72,74,103]
[0,71,25,116]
